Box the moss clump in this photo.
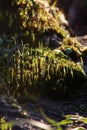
[0,44,86,98]
[59,37,82,61]
[0,0,69,45]
[0,0,86,100]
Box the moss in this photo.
[0,0,86,99]
[59,37,82,61]
[0,0,69,44]
[0,45,86,98]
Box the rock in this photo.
[42,31,63,48]
[0,38,3,45]
[57,0,87,35]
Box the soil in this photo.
[1,93,87,130]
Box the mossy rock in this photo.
[0,0,69,45]
[59,37,82,61]
[0,45,86,97]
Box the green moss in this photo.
[59,37,82,61]
[0,0,69,45]
[0,0,86,99]
[0,44,86,98]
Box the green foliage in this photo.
[58,114,87,130]
[40,109,87,130]
[17,0,68,34]
[1,110,87,130]
[0,41,86,98]
[59,37,82,61]
[0,0,86,100]
[0,117,12,130]
[0,0,69,46]
[16,0,69,45]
